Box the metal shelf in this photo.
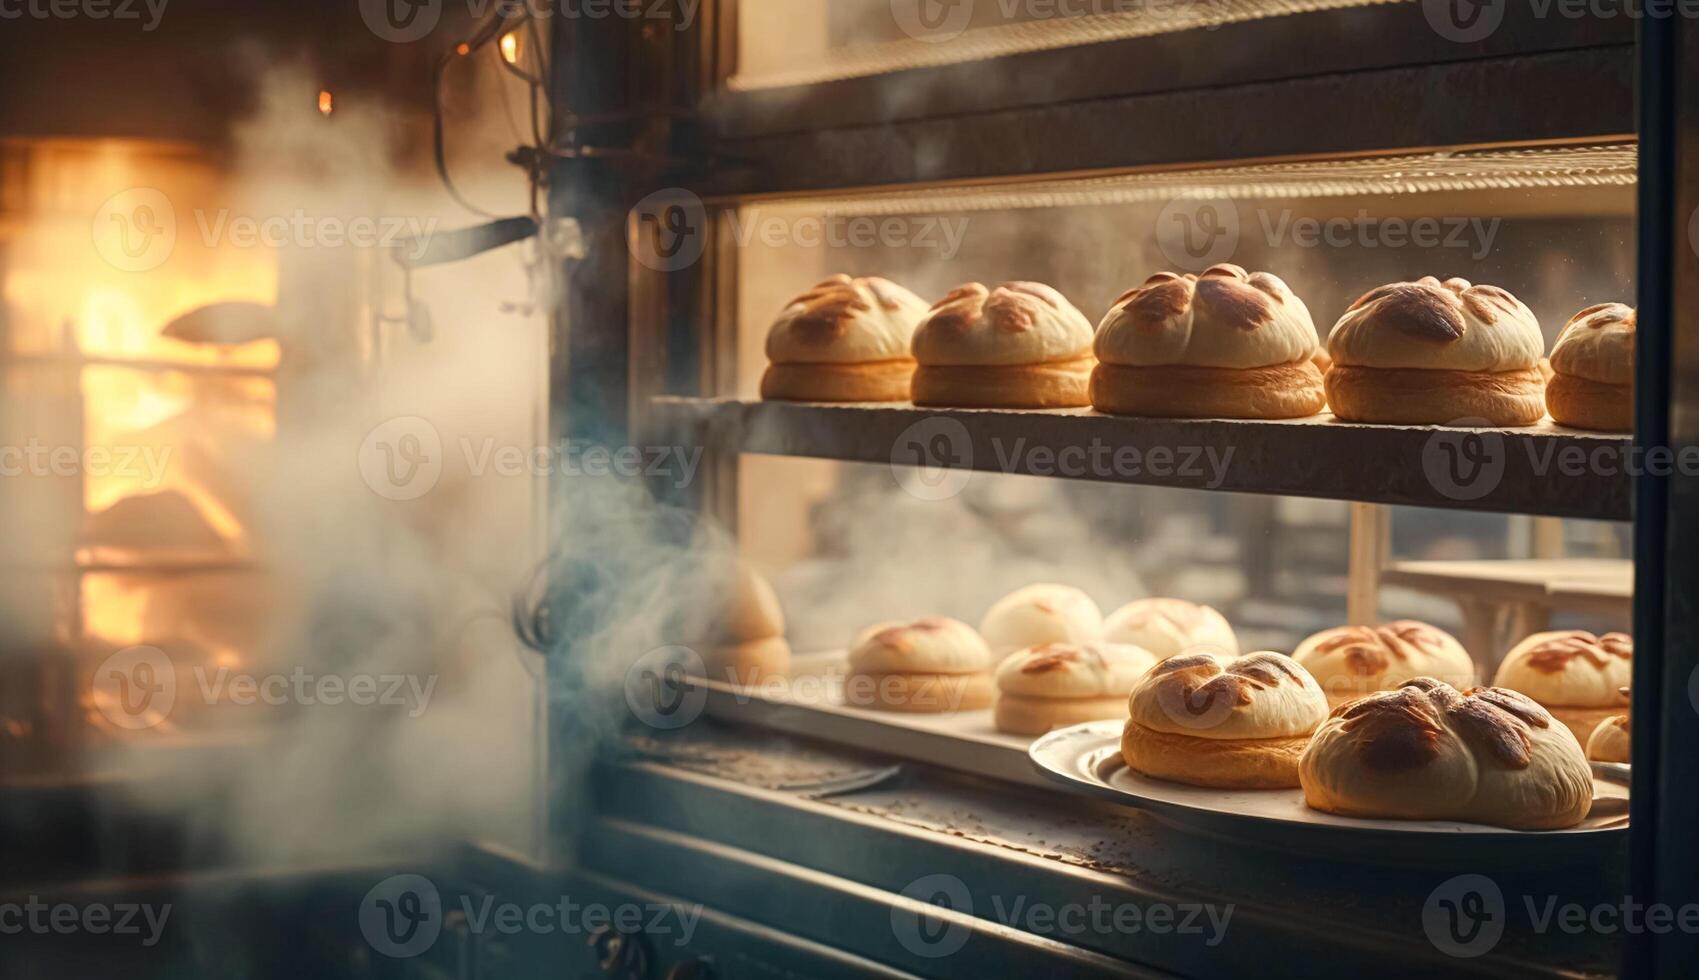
[701,6,1632,197]
[648,396,1632,521]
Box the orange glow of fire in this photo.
[2,139,279,668]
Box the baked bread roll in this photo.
[1091,265,1326,419]
[704,562,791,685]
[1491,630,1633,744]
[1102,598,1238,662]
[844,616,993,713]
[1547,303,1635,432]
[993,642,1157,735]
[978,583,1104,663]
[911,282,1095,408]
[1586,715,1631,764]
[1292,620,1476,707]
[1325,277,1547,425]
[761,275,929,402]
[1299,678,1593,830]
[1121,652,1329,789]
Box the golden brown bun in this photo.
[912,281,1094,366]
[1090,360,1325,419]
[911,357,1093,408]
[721,562,786,641]
[760,359,916,403]
[1586,714,1631,763]
[1093,265,1321,369]
[978,584,1104,662]
[1101,598,1238,662]
[999,694,1130,736]
[992,642,1155,734]
[1492,630,1632,736]
[1550,303,1635,385]
[848,617,990,675]
[995,642,1154,699]
[842,671,994,713]
[1325,364,1546,426]
[1314,349,1333,374]
[1120,722,1312,789]
[1299,679,1594,830]
[706,636,792,686]
[1546,372,1632,432]
[1327,277,1544,372]
[1293,621,1476,704]
[765,275,928,365]
[1120,651,1326,789]
[703,563,789,684]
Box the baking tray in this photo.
[1029,721,1630,862]
[694,652,1052,788]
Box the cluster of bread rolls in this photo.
[761,272,1636,431]
[1112,618,1631,830]
[844,584,1235,725]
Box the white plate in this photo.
[1029,722,1629,860]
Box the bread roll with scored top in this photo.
[1091,265,1326,419]
[1121,651,1329,789]
[1299,678,1593,830]
[1586,714,1631,764]
[911,281,1095,408]
[761,275,929,402]
[1492,630,1632,744]
[1547,303,1635,432]
[993,642,1157,735]
[844,616,992,713]
[1292,620,1475,707]
[1325,276,1547,425]
[1102,597,1239,662]
[978,583,1104,663]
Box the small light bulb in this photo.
[499,32,520,65]
[318,90,334,116]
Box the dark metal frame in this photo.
[1627,11,1698,978]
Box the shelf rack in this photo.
[648,396,1633,521]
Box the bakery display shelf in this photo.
[694,655,1628,863]
[1381,558,1632,618]
[697,652,1045,789]
[649,396,1631,520]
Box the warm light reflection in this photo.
[500,32,521,65]
[2,139,279,692]
[318,89,334,116]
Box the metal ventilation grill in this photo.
[731,0,1403,91]
[733,144,1639,217]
